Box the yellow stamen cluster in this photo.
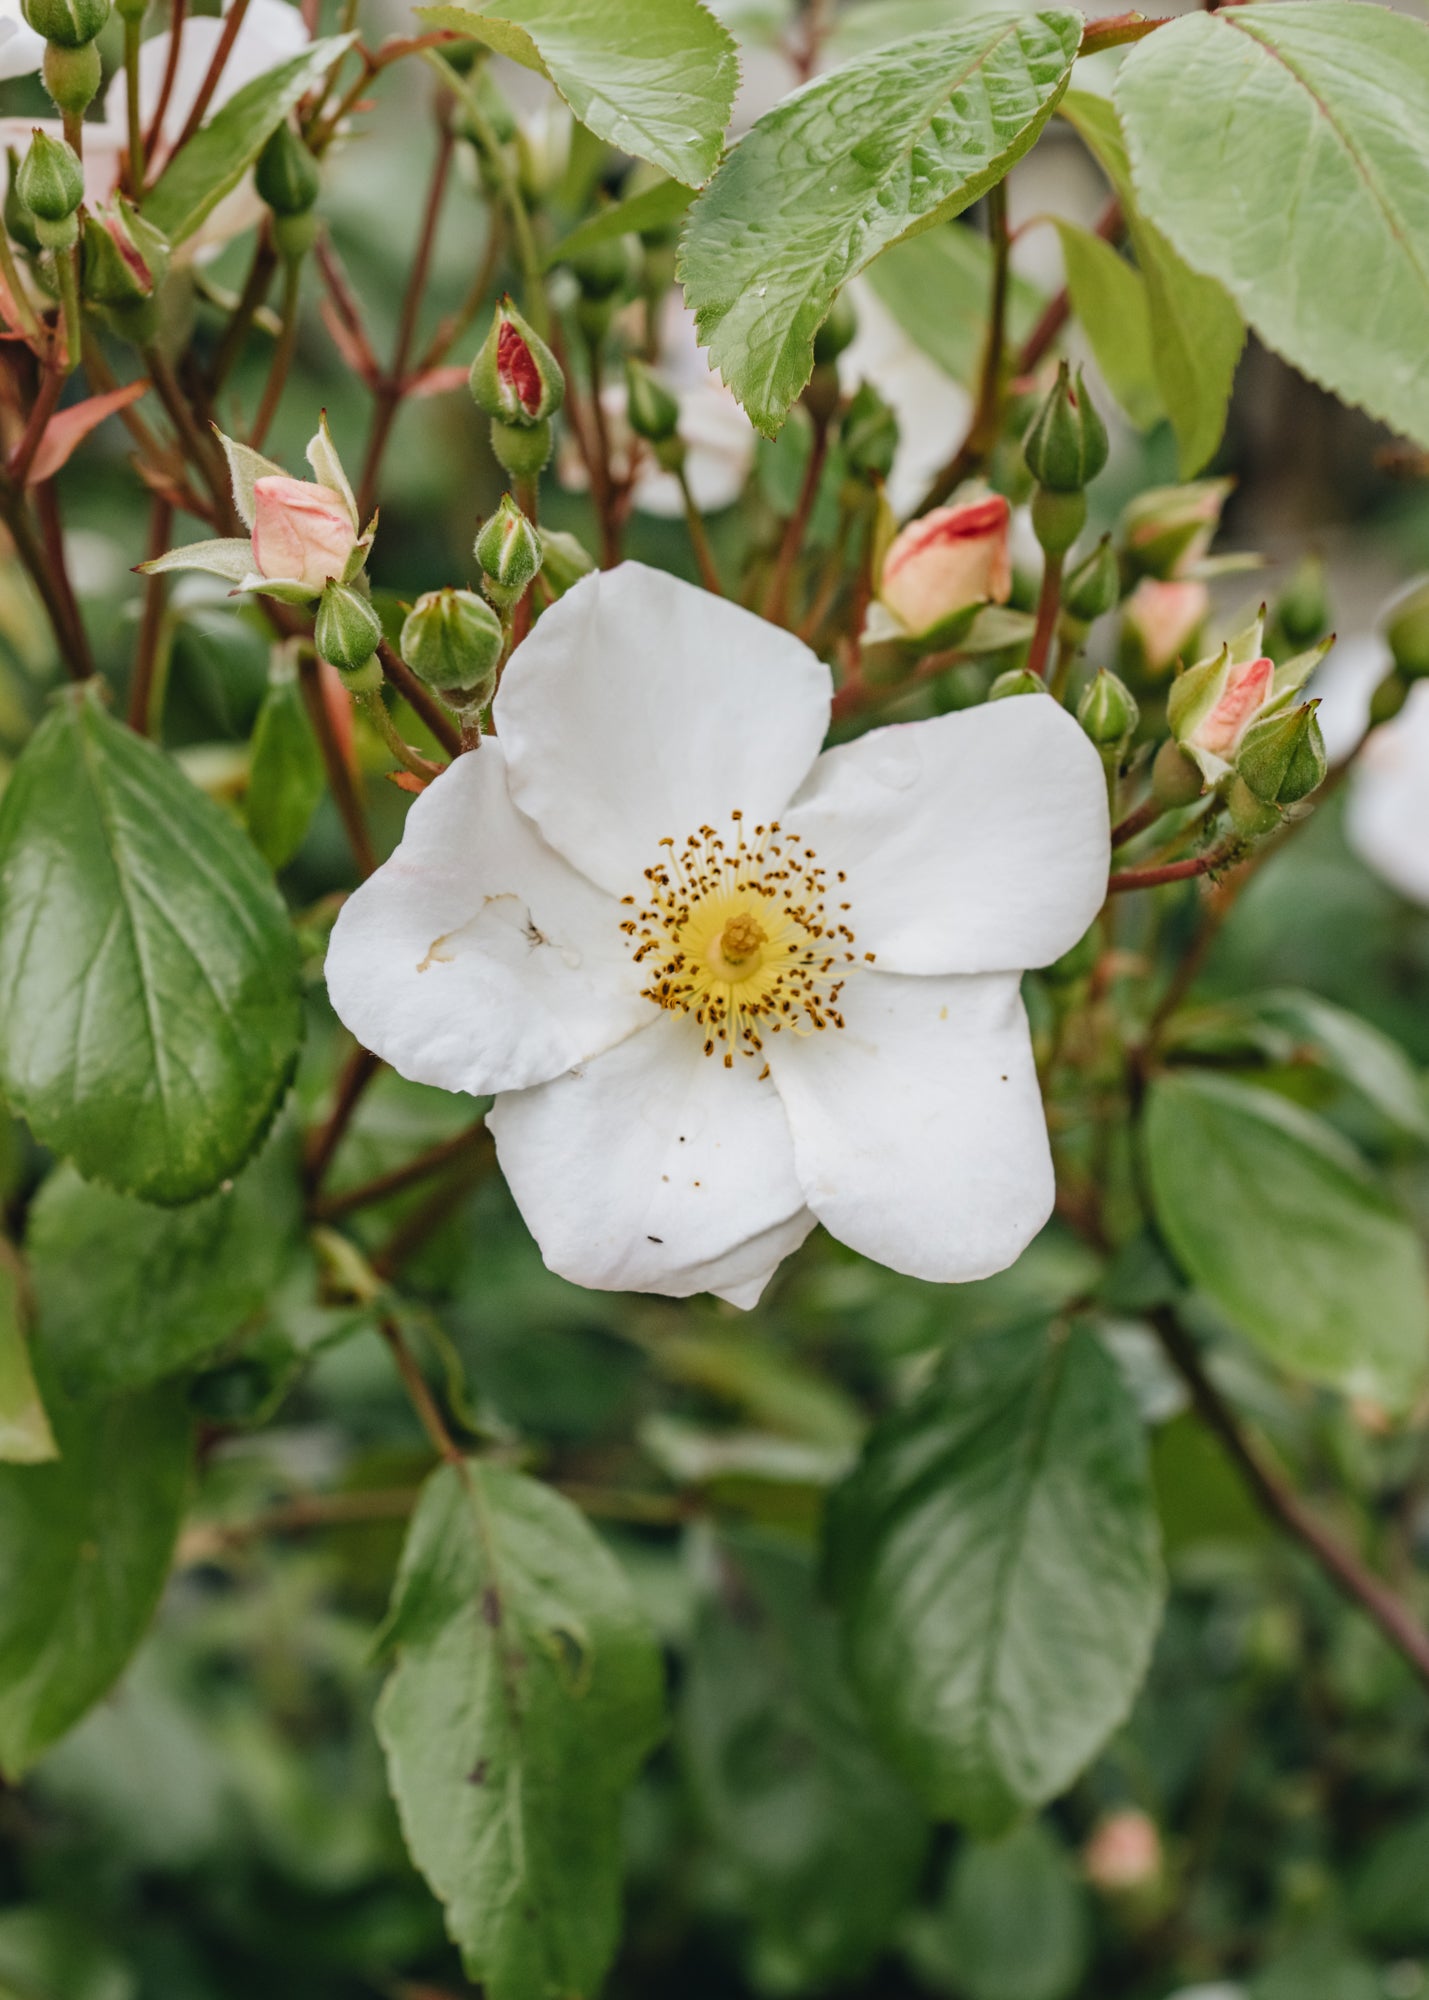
[619,811,870,1068]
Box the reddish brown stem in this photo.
[168,0,251,159]
[298,650,377,877]
[1026,548,1064,680]
[311,1119,489,1221]
[1111,791,1164,848]
[379,1313,464,1466]
[764,410,830,627]
[1108,843,1240,893]
[7,363,65,488]
[34,481,94,679]
[304,1041,381,1189]
[143,0,187,174]
[378,640,461,758]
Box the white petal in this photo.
[1309,630,1387,765]
[489,1014,807,1298]
[0,11,44,80]
[494,562,832,897]
[1347,680,1429,907]
[325,745,650,1095]
[791,696,1110,976]
[767,968,1054,1283]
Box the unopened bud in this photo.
[842,380,897,482]
[256,120,320,218]
[987,667,1045,700]
[490,415,552,479]
[1237,701,1327,807]
[1369,668,1409,726]
[1151,737,1204,809]
[1121,478,1231,581]
[537,527,596,599]
[23,0,108,48]
[1023,361,1108,493]
[1227,773,1280,839]
[1383,578,1429,681]
[5,149,39,254]
[625,356,679,445]
[400,588,501,707]
[17,128,82,225]
[41,37,99,113]
[314,580,382,683]
[475,495,542,609]
[82,197,168,306]
[469,296,564,425]
[1030,485,1086,557]
[812,289,857,365]
[1078,668,1139,750]
[1274,553,1328,648]
[1062,533,1119,625]
[1121,577,1208,678]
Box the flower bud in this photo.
[1227,773,1280,839]
[1023,361,1108,493]
[252,473,359,592]
[400,588,502,705]
[1151,737,1204,808]
[5,148,39,254]
[1237,701,1327,807]
[878,494,1011,640]
[255,120,320,218]
[1121,577,1209,678]
[812,289,857,365]
[1168,619,1300,783]
[1274,552,1328,648]
[625,356,679,445]
[41,38,100,114]
[562,235,630,301]
[82,197,168,306]
[1078,668,1139,750]
[315,580,381,681]
[1120,478,1231,581]
[1030,484,1085,558]
[475,494,542,609]
[537,526,596,599]
[1369,667,1409,726]
[23,0,108,48]
[987,667,1044,700]
[490,416,553,479]
[1084,1811,1162,1896]
[16,128,82,224]
[842,380,897,482]
[1062,533,1119,625]
[469,296,564,426]
[1383,578,1429,681]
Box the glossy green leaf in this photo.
[862,222,1045,390]
[245,673,325,870]
[377,1461,665,2000]
[682,1531,928,1990]
[142,36,355,245]
[1145,1071,1429,1410]
[1053,219,1162,431]
[1060,90,1243,475]
[825,1321,1164,1834]
[926,1820,1091,2000]
[27,1138,302,1396]
[547,178,693,267]
[680,11,1081,434]
[0,1371,190,1775]
[1116,4,1429,451]
[415,0,737,187]
[0,1248,54,1465]
[0,688,303,1205]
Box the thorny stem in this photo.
[310,1119,489,1222]
[297,650,378,876]
[129,495,174,732]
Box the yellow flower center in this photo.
[619,811,871,1068]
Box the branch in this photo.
[304,1041,382,1191]
[1108,841,1241,894]
[310,1118,489,1221]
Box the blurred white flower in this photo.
[1345,679,1429,907]
[0,0,45,83]
[326,563,1110,1306]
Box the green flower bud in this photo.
[1078,668,1139,749]
[82,197,168,306]
[41,37,100,113]
[842,380,897,482]
[1062,533,1120,625]
[315,580,382,680]
[23,0,108,48]
[6,147,40,254]
[1383,578,1429,681]
[988,667,1045,701]
[1274,552,1328,648]
[272,208,318,262]
[1030,485,1086,558]
[562,234,630,301]
[469,295,564,425]
[1151,737,1204,809]
[812,289,857,365]
[475,494,542,610]
[1226,773,1280,839]
[1369,668,1409,726]
[537,526,596,599]
[400,588,502,705]
[1120,478,1232,582]
[490,415,552,479]
[255,120,321,218]
[625,356,679,444]
[1237,701,1327,807]
[16,128,83,224]
[1023,361,1108,493]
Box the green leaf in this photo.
[245,673,324,870]
[142,35,355,245]
[0,1370,190,1775]
[0,1246,55,1465]
[546,178,694,267]
[681,1530,928,1991]
[825,1321,1164,1835]
[138,538,253,583]
[27,1137,302,1397]
[1053,220,1162,431]
[862,221,1045,390]
[414,0,737,187]
[922,1820,1091,2000]
[376,1461,665,2000]
[1144,1071,1429,1410]
[1115,3,1429,452]
[0,688,303,1205]
[680,11,1082,435]
[1059,89,1243,476]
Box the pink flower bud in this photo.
[1190,653,1274,760]
[251,474,357,590]
[879,494,1012,637]
[1083,1810,1162,1894]
[1123,578,1209,676]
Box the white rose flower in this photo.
[1345,679,1429,907]
[326,564,1110,1306]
